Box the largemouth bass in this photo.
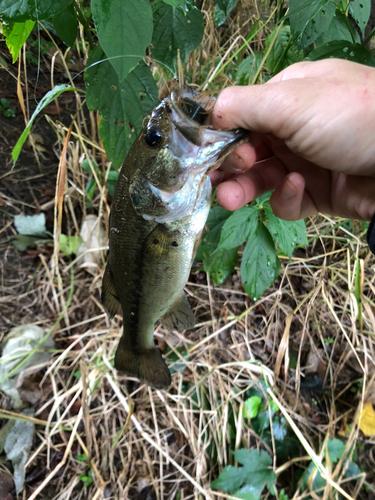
[102,86,247,389]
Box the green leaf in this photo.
[240,222,281,301]
[81,158,99,174]
[236,51,263,85]
[265,208,307,259]
[327,438,346,463]
[60,234,82,256]
[300,2,336,47]
[163,0,185,6]
[12,84,80,164]
[344,460,361,478]
[272,417,287,441]
[214,0,238,26]
[203,246,238,285]
[243,396,262,419]
[14,213,47,237]
[265,25,303,73]
[349,0,371,36]
[218,206,258,251]
[211,449,276,496]
[195,206,232,261]
[91,0,153,81]
[166,346,189,375]
[0,0,72,22]
[288,0,335,45]
[52,3,77,48]
[85,46,158,167]
[3,20,35,63]
[152,0,204,71]
[309,40,375,67]
[315,10,360,46]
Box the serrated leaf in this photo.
[152,0,204,71]
[85,46,158,167]
[265,208,307,259]
[203,246,238,285]
[265,25,303,73]
[12,84,80,164]
[195,206,232,261]
[91,0,153,81]
[316,10,360,46]
[288,0,334,44]
[236,52,263,85]
[241,223,280,301]
[213,0,238,26]
[218,206,258,251]
[3,20,35,63]
[349,0,371,36]
[211,448,276,496]
[309,40,375,67]
[14,213,47,237]
[327,438,346,462]
[243,395,262,419]
[52,3,77,48]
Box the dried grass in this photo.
[1,1,375,499]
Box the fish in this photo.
[102,85,248,389]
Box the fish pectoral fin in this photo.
[160,293,195,332]
[101,266,120,318]
[115,343,171,389]
[143,225,180,259]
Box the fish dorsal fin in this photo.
[160,293,195,332]
[101,266,120,318]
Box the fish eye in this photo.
[144,127,163,147]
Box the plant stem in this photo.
[363,25,375,46]
[73,0,94,51]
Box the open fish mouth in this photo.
[130,85,248,224]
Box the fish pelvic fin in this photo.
[102,266,120,318]
[160,293,195,332]
[114,343,171,389]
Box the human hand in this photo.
[211,59,375,221]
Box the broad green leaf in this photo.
[211,448,276,495]
[12,234,50,251]
[309,40,375,67]
[163,0,185,6]
[165,346,189,375]
[344,460,362,478]
[14,213,47,237]
[3,20,35,63]
[203,246,238,285]
[85,46,158,167]
[236,51,263,85]
[218,206,258,250]
[0,0,72,22]
[195,206,232,261]
[152,0,204,71]
[327,438,346,462]
[300,2,336,47]
[242,396,262,419]
[12,84,80,164]
[316,10,360,46]
[91,0,153,81]
[288,0,334,44]
[265,25,303,73]
[52,3,77,48]
[241,222,281,301]
[214,0,238,26]
[272,417,287,441]
[349,0,371,36]
[265,208,307,259]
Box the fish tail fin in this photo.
[114,343,171,389]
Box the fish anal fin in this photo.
[115,342,171,389]
[160,293,195,332]
[101,266,120,319]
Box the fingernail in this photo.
[281,182,295,201]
